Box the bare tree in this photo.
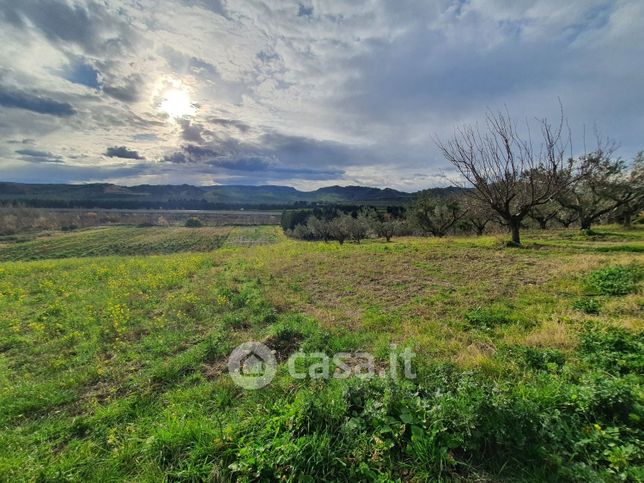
[412,193,467,237]
[437,108,572,245]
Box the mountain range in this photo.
[0,182,460,210]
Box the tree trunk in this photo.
[623,212,632,229]
[538,219,547,230]
[580,218,592,230]
[510,222,521,245]
[476,226,485,236]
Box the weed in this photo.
[465,304,519,329]
[573,297,602,314]
[586,265,642,296]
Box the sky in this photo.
[0,0,642,191]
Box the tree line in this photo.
[283,111,643,245]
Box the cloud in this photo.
[101,73,144,103]
[105,146,144,159]
[179,119,209,143]
[0,0,137,55]
[183,144,219,159]
[207,118,250,133]
[0,0,643,190]
[209,157,270,171]
[158,132,348,182]
[162,151,188,164]
[7,138,35,145]
[0,85,76,116]
[15,148,63,163]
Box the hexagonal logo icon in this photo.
[228,341,277,390]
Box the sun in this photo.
[159,87,195,119]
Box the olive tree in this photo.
[558,145,642,230]
[462,197,497,235]
[328,213,351,244]
[306,215,332,242]
[437,109,572,245]
[370,213,403,242]
[412,193,467,237]
[615,152,644,228]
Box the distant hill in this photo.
[0,182,459,210]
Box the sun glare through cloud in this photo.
[159,84,195,119]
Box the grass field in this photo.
[0,225,278,261]
[0,225,642,481]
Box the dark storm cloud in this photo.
[0,85,76,117]
[105,146,144,159]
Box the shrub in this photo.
[572,297,601,314]
[586,266,641,295]
[184,217,203,228]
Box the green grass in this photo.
[0,225,642,480]
[0,225,278,261]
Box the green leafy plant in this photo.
[586,266,641,296]
[573,297,601,314]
